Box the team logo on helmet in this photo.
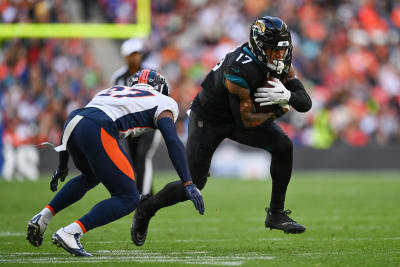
[253,20,266,34]
[128,69,170,96]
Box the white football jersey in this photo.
[86,84,179,138]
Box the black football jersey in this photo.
[191,43,268,123]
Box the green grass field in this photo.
[0,171,399,266]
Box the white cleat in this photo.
[26,214,47,247]
[52,228,92,257]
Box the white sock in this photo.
[38,207,54,225]
[63,222,84,235]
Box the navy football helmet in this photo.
[128,69,170,96]
[249,16,292,76]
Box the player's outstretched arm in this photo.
[157,111,205,215]
[226,80,286,128]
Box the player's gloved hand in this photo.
[254,78,291,106]
[50,167,68,192]
[184,182,204,215]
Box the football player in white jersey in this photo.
[26,69,204,257]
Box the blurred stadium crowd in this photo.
[1,0,400,152]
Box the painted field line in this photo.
[2,236,399,247]
[0,232,25,237]
[297,250,400,257]
[0,250,275,266]
[150,236,400,243]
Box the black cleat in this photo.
[265,208,306,234]
[131,194,154,246]
[26,214,47,247]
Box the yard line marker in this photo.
[0,232,25,237]
[0,250,275,266]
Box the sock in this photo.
[269,145,293,212]
[38,205,55,225]
[63,221,85,235]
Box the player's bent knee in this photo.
[273,137,293,157]
[283,138,293,153]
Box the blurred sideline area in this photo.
[0,0,399,181]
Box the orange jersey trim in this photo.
[100,128,135,181]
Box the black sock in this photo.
[269,151,293,212]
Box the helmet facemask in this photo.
[264,44,291,75]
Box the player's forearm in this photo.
[58,150,69,170]
[165,137,191,183]
[285,78,312,112]
[240,107,276,128]
[230,93,275,128]
[158,118,191,183]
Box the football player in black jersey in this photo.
[130,16,312,246]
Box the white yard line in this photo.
[1,236,399,265]
[2,236,399,246]
[0,232,25,237]
[0,251,275,265]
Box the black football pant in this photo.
[148,111,293,214]
[126,131,160,195]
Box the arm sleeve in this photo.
[58,150,69,170]
[284,78,312,112]
[157,117,191,183]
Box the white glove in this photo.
[254,78,291,106]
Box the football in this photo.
[253,76,280,113]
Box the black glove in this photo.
[50,168,68,192]
[184,183,204,215]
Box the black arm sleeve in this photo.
[58,150,69,170]
[284,78,312,112]
[157,117,191,183]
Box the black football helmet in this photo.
[249,16,292,76]
[128,69,169,96]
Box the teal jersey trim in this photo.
[224,73,249,89]
[243,46,263,68]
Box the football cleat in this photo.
[26,214,47,247]
[52,228,92,257]
[131,194,154,246]
[265,208,306,234]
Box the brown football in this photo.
[253,76,280,113]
